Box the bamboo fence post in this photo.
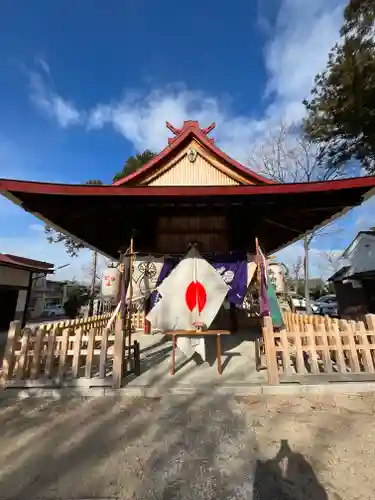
[1,321,21,385]
[263,316,279,385]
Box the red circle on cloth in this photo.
[185,281,207,313]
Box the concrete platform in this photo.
[126,329,268,392]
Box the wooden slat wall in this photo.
[0,309,145,388]
[149,153,240,186]
[264,311,375,384]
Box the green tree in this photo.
[63,281,90,318]
[113,150,156,182]
[303,0,375,173]
[45,150,155,256]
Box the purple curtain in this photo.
[151,253,247,306]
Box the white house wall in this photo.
[347,234,375,274]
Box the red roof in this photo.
[0,253,54,273]
[113,120,276,186]
[1,176,375,258]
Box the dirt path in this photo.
[0,391,374,499]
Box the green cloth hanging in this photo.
[267,276,285,329]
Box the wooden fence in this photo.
[263,311,375,384]
[0,308,145,389]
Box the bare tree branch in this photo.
[248,120,345,312]
[317,250,344,275]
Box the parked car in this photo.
[43,304,65,317]
[313,295,338,316]
[290,294,319,313]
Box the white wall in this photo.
[0,265,29,287]
[347,234,375,274]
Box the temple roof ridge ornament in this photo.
[166,121,216,145]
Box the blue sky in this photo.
[0,0,373,281]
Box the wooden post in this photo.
[217,333,222,375]
[72,326,83,378]
[112,305,124,388]
[171,334,176,375]
[85,326,95,378]
[30,327,45,380]
[144,296,151,334]
[133,340,141,376]
[45,326,58,378]
[99,327,109,379]
[127,235,135,360]
[1,320,21,386]
[58,326,70,381]
[113,250,125,388]
[262,316,279,385]
[339,319,360,373]
[16,328,31,380]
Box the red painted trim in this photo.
[112,123,276,186]
[2,175,375,198]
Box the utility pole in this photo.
[89,250,98,315]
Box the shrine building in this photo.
[1,120,375,259]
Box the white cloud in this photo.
[8,0,348,277]
[29,71,82,128]
[29,223,45,233]
[34,56,51,77]
[27,1,345,164]
[263,0,344,122]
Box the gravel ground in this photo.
[0,391,374,499]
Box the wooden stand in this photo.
[167,329,231,375]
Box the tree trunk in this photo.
[304,235,310,314]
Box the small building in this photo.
[329,230,375,317]
[28,277,77,318]
[0,253,54,330]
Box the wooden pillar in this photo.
[144,295,151,334]
[262,316,279,385]
[21,272,33,328]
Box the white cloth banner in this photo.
[127,255,164,300]
[147,248,229,360]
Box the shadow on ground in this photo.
[0,373,332,500]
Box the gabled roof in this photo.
[113,120,276,186]
[2,176,375,258]
[0,253,54,273]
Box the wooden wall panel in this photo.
[149,153,240,186]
